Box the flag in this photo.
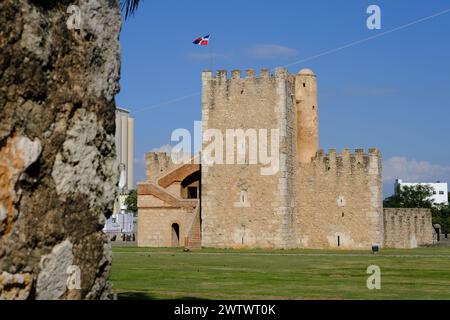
[193,34,210,46]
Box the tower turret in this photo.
[295,68,319,163]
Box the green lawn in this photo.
[110,246,450,300]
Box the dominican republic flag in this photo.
[193,34,210,46]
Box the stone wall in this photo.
[137,165,199,247]
[383,208,434,248]
[137,197,197,247]
[296,149,384,249]
[145,152,177,183]
[0,0,121,299]
[200,68,296,248]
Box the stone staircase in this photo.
[184,203,201,249]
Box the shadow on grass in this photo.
[117,292,209,300]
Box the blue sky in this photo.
[116,0,450,196]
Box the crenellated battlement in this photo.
[309,148,381,175]
[145,151,171,164]
[201,67,296,136]
[145,151,176,182]
[202,67,289,82]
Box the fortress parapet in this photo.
[297,146,384,248]
[201,67,295,144]
[202,68,290,82]
[145,151,176,182]
[310,148,381,175]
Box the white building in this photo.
[104,107,135,236]
[395,179,448,205]
[115,107,134,192]
[105,194,134,233]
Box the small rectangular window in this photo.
[433,191,437,195]
[439,191,444,195]
[187,186,198,199]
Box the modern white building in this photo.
[104,107,135,236]
[395,179,448,205]
[115,107,135,192]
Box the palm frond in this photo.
[120,0,142,19]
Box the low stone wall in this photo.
[383,208,434,248]
[296,149,384,249]
[138,205,196,247]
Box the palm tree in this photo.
[120,0,142,19]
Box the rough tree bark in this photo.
[0,0,121,299]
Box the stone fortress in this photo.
[137,68,434,249]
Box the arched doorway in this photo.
[171,223,180,247]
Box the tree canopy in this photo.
[124,189,137,213]
[383,184,434,208]
[432,203,450,234]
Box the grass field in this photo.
[110,246,450,300]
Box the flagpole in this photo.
[209,34,213,71]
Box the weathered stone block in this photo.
[0,0,121,299]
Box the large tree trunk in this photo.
[0,0,121,299]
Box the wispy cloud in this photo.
[247,44,298,59]
[149,144,192,164]
[133,145,174,184]
[150,144,173,153]
[188,52,230,60]
[383,156,450,183]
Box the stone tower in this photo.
[295,69,318,163]
[200,67,385,249]
[200,68,297,248]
